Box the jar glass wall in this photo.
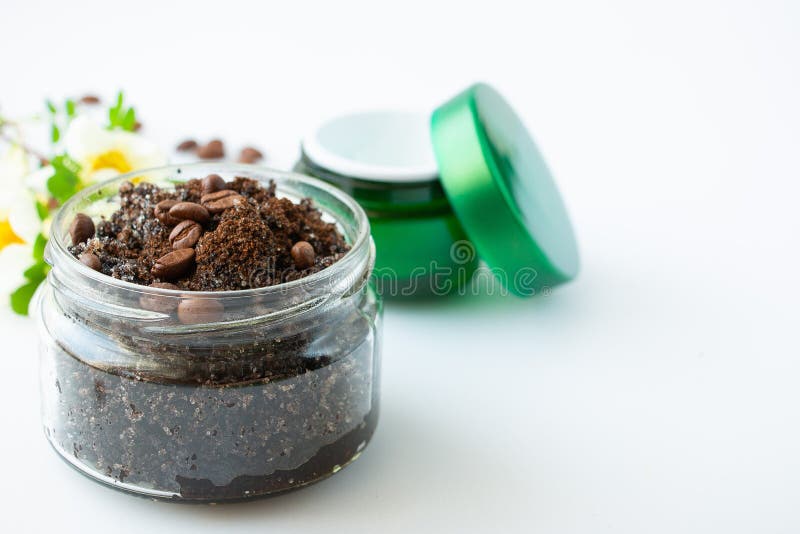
[35,164,382,502]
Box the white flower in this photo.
[0,145,36,252]
[0,145,40,310]
[0,243,33,298]
[64,116,166,184]
[0,144,29,187]
[5,188,41,244]
[24,164,53,196]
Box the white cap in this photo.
[301,111,439,183]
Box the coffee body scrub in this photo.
[36,165,381,502]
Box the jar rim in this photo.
[48,162,372,300]
[301,110,440,183]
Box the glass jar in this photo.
[34,164,382,502]
[295,111,480,297]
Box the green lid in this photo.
[430,83,580,296]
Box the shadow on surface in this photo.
[163,397,518,521]
[383,271,583,321]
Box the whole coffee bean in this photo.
[202,190,245,214]
[169,220,203,249]
[200,189,238,204]
[291,241,316,269]
[69,213,95,245]
[201,173,227,195]
[176,139,198,152]
[178,298,224,325]
[169,202,210,224]
[154,199,180,225]
[79,94,100,105]
[139,282,180,313]
[237,147,263,164]
[78,252,101,271]
[196,139,224,159]
[152,248,195,280]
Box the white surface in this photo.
[302,111,439,181]
[2,1,800,532]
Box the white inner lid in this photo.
[301,110,440,183]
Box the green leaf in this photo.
[47,155,82,203]
[107,91,138,131]
[45,99,56,114]
[53,153,81,174]
[13,244,52,316]
[35,200,50,220]
[10,280,41,316]
[23,261,49,284]
[121,107,136,131]
[47,169,78,202]
[65,99,76,118]
[108,91,123,127]
[33,234,47,262]
[51,123,60,143]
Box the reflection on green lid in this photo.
[431,83,580,296]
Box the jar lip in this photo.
[302,110,440,183]
[48,162,372,299]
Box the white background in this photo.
[2,1,800,532]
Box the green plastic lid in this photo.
[430,83,580,296]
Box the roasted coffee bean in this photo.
[196,139,224,159]
[237,147,264,164]
[169,202,210,224]
[201,190,245,214]
[139,282,180,313]
[176,139,198,152]
[78,252,101,271]
[69,213,95,245]
[79,94,100,105]
[177,298,224,324]
[152,248,195,280]
[291,241,316,269]
[169,220,203,249]
[154,199,180,225]
[201,174,227,195]
[200,189,238,204]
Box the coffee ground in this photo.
[69,176,349,291]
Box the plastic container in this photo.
[296,82,581,299]
[296,111,479,297]
[35,164,382,502]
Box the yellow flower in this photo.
[0,219,25,249]
[64,116,166,185]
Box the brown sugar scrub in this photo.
[37,166,381,502]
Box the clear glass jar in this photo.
[34,164,382,502]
